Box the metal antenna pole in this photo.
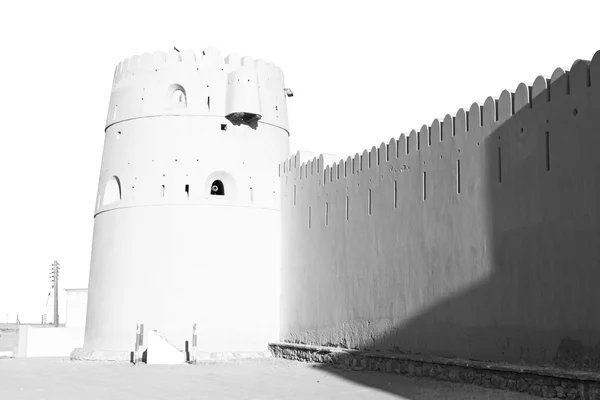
[50,261,60,327]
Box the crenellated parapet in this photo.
[280,51,600,193]
[106,47,289,132]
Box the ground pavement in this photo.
[0,356,542,399]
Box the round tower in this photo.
[82,47,290,356]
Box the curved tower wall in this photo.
[84,48,290,353]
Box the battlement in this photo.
[280,51,600,188]
[106,47,289,132]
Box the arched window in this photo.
[168,84,187,108]
[102,176,121,206]
[210,180,225,196]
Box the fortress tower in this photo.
[82,47,291,356]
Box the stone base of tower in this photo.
[82,205,281,356]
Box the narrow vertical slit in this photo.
[394,180,398,209]
[325,202,329,226]
[386,144,390,161]
[185,184,189,199]
[406,137,410,154]
[207,96,211,111]
[161,185,165,197]
[495,99,499,121]
[498,147,502,183]
[417,132,420,150]
[337,164,340,180]
[480,105,484,126]
[452,116,456,136]
[423,172,427,201]
[457,160,461,194]
[545,131,550,171]
[377,149,380,166]
[345,196,349,221]
[367,189,372,216]
[293,185,296,205]
[428,127,431,146]
[511,93,515,115]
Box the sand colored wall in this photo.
[84,48,289,354]
[17,325,84,357]
[280,52,600,371]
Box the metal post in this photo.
[134,323,140,364]
[191,323,197,364]
[134,323,145,364]
[53,261,59,327]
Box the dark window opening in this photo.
[221,124,227,131]
[545,131,551,171]
[210,180,225,196]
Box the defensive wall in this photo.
[279,51,600,375]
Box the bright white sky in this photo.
[1,0,598,323]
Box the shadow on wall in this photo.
[295,57,600,395]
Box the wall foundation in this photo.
[269,342,600,399]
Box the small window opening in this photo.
[345,196,349,221]
[457,160,461,194]
[221,124,227,131]
[368,189,372,215]
[545,131,551,171]
[210,180,225,196]
[172,89,186,105]
[185,184,189,199]
[207,96,211,111]
[394,181,397,209]
[498,147,502,183]
[161,185,165,197]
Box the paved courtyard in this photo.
[0,356,541,399]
